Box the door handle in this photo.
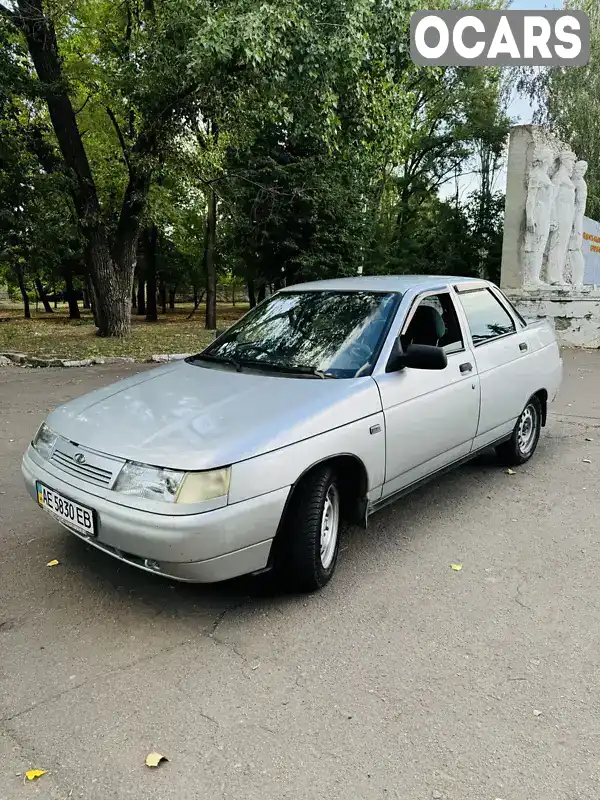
[459,362,473,373]
[519,342,528,352]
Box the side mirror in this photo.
[386,341,448,373]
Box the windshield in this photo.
[195,290,400,378]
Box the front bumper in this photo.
[22,449,289,583]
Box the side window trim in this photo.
[490,286,527,328]
[400,289,466,354]
[458,288,517,347]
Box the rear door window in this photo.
[459,289,516,345]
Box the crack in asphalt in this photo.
[0,598,252,729]
[514,582,532,611]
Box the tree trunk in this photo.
[86,273,100,328]
[35,277,54,313]
[168,289,175,310]
[144,227,158,322]
[159,282,166,315]
[186,289,205,319]
[86,234,132,337]
[82,286,90,309]
[257,283,266,303]
[132,285,137,309]
[64,265,81,320]
[53,288,58,309]
[205,188,218,330]
[137,277,146,316]
[247,278,256,308]
[17,267,31,319]
[232,284,235,306]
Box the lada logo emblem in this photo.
[74,453,86,464]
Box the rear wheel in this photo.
[496,395,542,466]
[274,464,342,592]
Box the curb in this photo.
[0,352,193,368]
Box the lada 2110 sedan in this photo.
[22,276,563,591]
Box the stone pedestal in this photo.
[505,288,600,348]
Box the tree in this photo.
[1,0,226,335]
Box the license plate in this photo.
[36,481,96,537]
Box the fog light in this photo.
[144,559,161,572]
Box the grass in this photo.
[0,302,249,361]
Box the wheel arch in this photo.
[532,388,548,426]
[275,453,370,538]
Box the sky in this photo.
[506,0,564,125]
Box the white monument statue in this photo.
[522,147,554,289]
[566,160,589,291]
[501,127,589,294]
[501,126,600,349]
[546,148,577,287]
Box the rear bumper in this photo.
[22,449,289,583]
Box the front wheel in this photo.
[496,395,542,466]
[274,464,342,593]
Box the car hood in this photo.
[46,361,382,470]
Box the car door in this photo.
[455,284,531,449]
[373,289,480,500]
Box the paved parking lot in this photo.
[1,350,600,800]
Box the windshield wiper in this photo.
[187,352,243,372]
[250,363,333,379]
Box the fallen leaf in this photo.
[145,752,168,768]
[25,769,46,781]
[450,564,463,571]
[533,709,542,717]
[506,468,516,475]
[46,559,59,567]
[582,458,592,464]
[585,437,594,442]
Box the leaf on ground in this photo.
[582,458,592,464]
[25,769,46,781]
[46,559,59,567]
[145,752,169,768]
[585,437,593,442]
[505,468,516,475]
[450,563,463,571]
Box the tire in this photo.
[274,464,342,593]
[496,395,542,466]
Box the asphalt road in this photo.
[1,350,600,800]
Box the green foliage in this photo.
[528,0,600,220]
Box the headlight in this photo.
[113,461,231,504]
[32,423,57,460]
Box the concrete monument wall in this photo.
[500,125,600,348]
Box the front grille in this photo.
[50,442,122,488]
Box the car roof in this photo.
[282,275,489,294]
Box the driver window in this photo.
[401,293,464,355]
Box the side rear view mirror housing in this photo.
[386,341,448,373]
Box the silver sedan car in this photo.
[22,275,562,591]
